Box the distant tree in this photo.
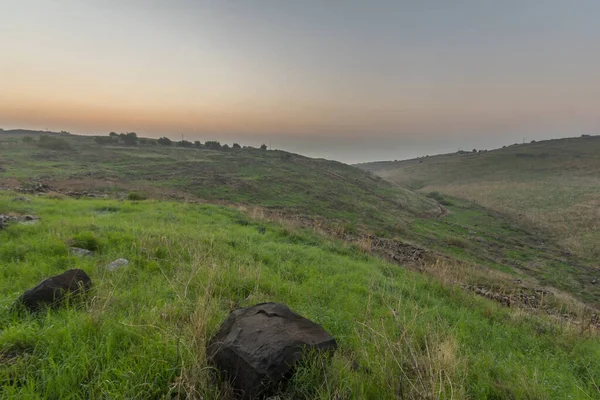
[205,140,222,150]
[472,149,477,153]
[232,143,241,149]
[260,144,267,150]
[581,134,591,138]
[221,144,230,151]
[22,136,34,144]
[194,140,203,148]
[120,132,138,145]
[530,140,536,143]
[176,140,194,148]
[157,137,172,146]
[109,132,118,137]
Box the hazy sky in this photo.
[1,1,599,163]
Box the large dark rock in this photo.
[207,302,337,399]
[14,269,92,312]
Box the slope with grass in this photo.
[2,131,599,309]
[359,136,600,259]
[1,194,599,399]
[0,131,438,236]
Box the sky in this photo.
[1,0,599,163]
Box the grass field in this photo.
[359,136,600,259]
[1,193,599,399]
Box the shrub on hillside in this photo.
[127,192,148,201]
[70,231,101,252]
[205,141,222,150]
[176,140,194,148]
[120,132,138,145]
[260,144,268,150]
[22,136,34,144]
[157,137,172,146]
[426,191,454,206]
[37,135,73,151]
[232,143,241,149]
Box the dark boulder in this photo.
[207,302,337,399]
[14,269,92,312]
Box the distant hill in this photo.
[0,131,439,235]
[358,135,600,258]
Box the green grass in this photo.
[1,194,599,399]
[358,136,600,259]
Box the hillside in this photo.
[0,131,438,234]
[359,136,600,259]
[2,131,599,310]
[1,194,599,398]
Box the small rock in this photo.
[70,247,94,257]
[13,269,92,312]
[207,302,337,399]
[106,258,129,271]
[11,196,31,202]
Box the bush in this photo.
[260,144,268,150]
[127,192,148,201]
[120,132,138,145]
[205,141,221,150]
[157,137,172,146]
[37,135,73,151]
[232,143,241,149]
[70,231,101,252]
[22,136,34,144]
[426,191,454,206]
[176,140,194,148]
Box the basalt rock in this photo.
[14,269,92,312]
[207,302,337,399]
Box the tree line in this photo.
[95,132,267,150]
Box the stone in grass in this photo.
[106,258,129,271]
[70,247,94,257]
[11,196,31,202]
[14,269,92,312]
[207,302,337,399]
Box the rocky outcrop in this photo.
[207,302,337,399]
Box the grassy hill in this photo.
[0,131,438,236]
[359,136,600,259]
[2,131,599,310]
[1,194,599,399]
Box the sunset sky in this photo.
[1,0,599,163]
